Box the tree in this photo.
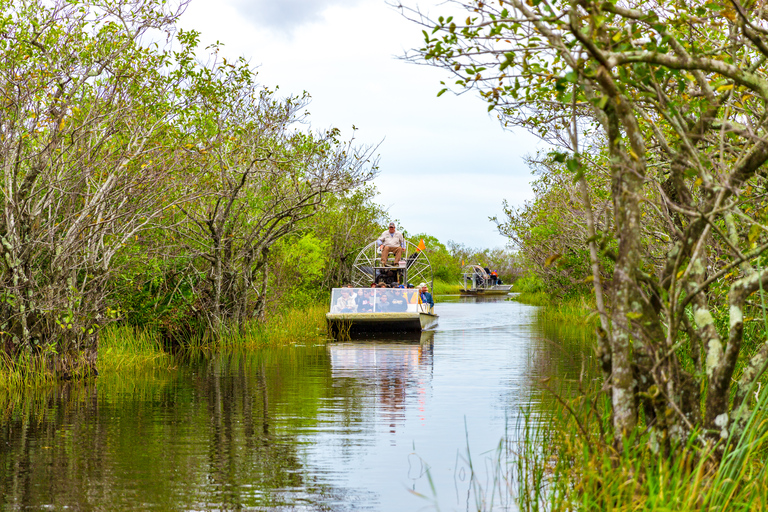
[495,154,614,297]
[0,0,191,377]
[401,0,768,453]
[171,51,379,332]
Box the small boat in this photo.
[459,264,511,295]
[327,241,438,338]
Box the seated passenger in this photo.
[334,289,357,313]
[390,291,408,312]
[359,289,375,312]
[377,222,405,266]
[376,293,391,312]
[418,282,434,312]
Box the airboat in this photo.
[459,264,512,296]
[326,240,438,338]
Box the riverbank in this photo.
[512,289,598,328]
[512,294,768,511]
[433,279,463,295]
[0,305,329,391]
[516,386,768,511]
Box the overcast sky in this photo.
[179,0,543,249]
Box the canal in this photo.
[0,296,590,511]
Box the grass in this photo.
[510,384,768,512]
[99,326,174,373]
[0,304,330,392]
[0,350,59,390]
[433,279,464,295]
[505,279,768,511]
[513,289,599,329]
[182,304,329,350]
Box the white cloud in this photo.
[230,0,363,34]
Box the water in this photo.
[0,296,590,511]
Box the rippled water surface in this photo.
[0,296,590,511]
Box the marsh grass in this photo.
[1,305,329,392]
[508,295,768,511]
[511,388,768,512]
[433,279,464,295]
[439,376,768,511]
[98,326,173,372]
[0,350,58,390]
[180,304,328,350]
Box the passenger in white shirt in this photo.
[377,222,405,266]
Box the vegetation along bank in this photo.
[402,0,768,508]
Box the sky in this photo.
[179,0,543,249]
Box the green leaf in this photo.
[550,151,567,163]
[566,157,581,173]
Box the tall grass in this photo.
[1,305,330,392]
[98,326,173,373]
[507,287,768,511]
[182,303,329,350]
[0,350,59,389]
[511,387,768,512]
[433,279,464,295]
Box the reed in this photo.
[98,325,173,373]
[0,350,58,390]
[0,304,330,392]
[433,279,464,295]
[183,304,329,350]
[512,391,768,512]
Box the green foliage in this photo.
[269,233,331,311]
[495,156,614,298]
[407,234,459,282]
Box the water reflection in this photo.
[329,332,434,434]
[0,300,590,511]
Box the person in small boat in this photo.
[359,289,375,312]
[377,222,405,266]
[406,285,420,305]
[390,290,408,312]
[334,288,357,313]
[376,292,391,312]
[473,269,485,288]
[418,282,434,311]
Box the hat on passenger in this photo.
[418,282,428,289]
[388,222,395,227]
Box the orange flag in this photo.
[417,239,426,252]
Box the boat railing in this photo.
[330,288,426,314]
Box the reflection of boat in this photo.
[328,335,434,433]
[459,264,512,295]
[329,335,434,376]
[326,288,438,338]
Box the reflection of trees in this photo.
[0,345,370,509]
[511,319,595,411]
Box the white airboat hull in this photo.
[326,311,438,337]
